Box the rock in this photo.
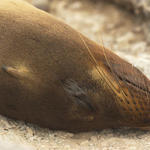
[100,0,150,19]
[0,139,35,150]
[32,0,50,12]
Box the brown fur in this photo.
[0,0,150,132]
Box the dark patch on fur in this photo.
[62,79,95,112]
[105,63,150,95]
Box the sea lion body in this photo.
[0,0,150,132]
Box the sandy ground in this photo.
[104,0,150,18]
[1,0,150,149]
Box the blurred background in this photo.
[1,0,150,149]
[30,0,150,78]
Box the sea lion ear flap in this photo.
[2,65,29,79]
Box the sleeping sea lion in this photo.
[0,0,150,132]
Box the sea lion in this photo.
[0,0,150,132]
